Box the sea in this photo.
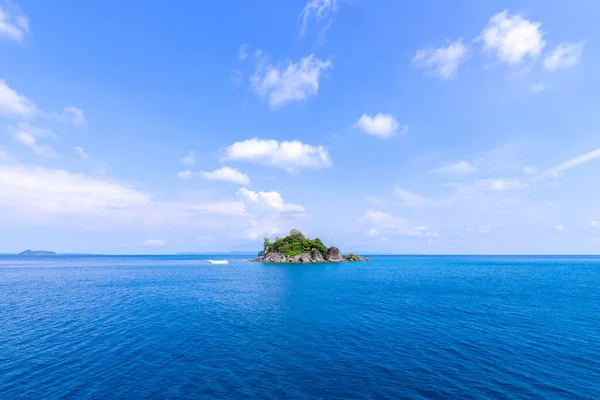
[1,255,599,399]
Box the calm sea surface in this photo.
[1,255,599,399]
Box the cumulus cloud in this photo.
[251,54,332,108]
[0,79,37,118]
[237,187,305,213]
[413,39,467,79]
[0,3,29,42]
[354,113,407,138]
[142,239,165,246]
[222,138,331,172]
[299,0,338,37]
[434,161,477,175]
[544,42,584,71]
[201,167,250,186]
[481,11,545,65]
[74,146,88,160]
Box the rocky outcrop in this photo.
[311,248,324,262]
[264,252,287,263]
[299,252,313,263]
[325,247,344,262]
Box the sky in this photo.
[1,0,600,254]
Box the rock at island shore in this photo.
[265,252,287,263]
[325,247,344,262]
[311,248,325,262]
[288,254,301,263]
[298,252,313,263]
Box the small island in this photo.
[18,250,58,256]
[251,229,369,263]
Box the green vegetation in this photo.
[262,229,329,257]
[346,253,359,261]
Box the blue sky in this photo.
[1,0,599,254]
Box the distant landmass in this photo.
[18,250,58,256]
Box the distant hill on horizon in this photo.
[18,250,58,256]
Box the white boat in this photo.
[208,259,229,264]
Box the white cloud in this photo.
[251,54,332,108]
[554,224,565,232]
[238,44,249,61]
[177,170,192,180]
[484,178,525,191]
[534,147,600,181]
[0,3,29,42]
[222,138,331,172]
[406,226,439,238]
[544,42,584,71]
[299,0,338,37]
[0,81,84,124]
[187,201,247,217]
[181,151,196,167]
[0,164,152,216]
[58,106,86,125]
[360,210,438,238]
[13,125,57,157]
[237,187,305,213]
[413,39,467,79]
[354,113,407,138]
[142,239,166,246]
[0,79,37,118]
[529,82,546,93]
[523,166,536,175]
[435,161,477,175]
[590,220,599,227]
[481,10,545,65]
[74,146,88,160]
[393,186,435,208]
[201,167,250,186]
[197,235,214,242]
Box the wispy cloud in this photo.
[413,39,468,79]
[142,239,166,246]
[74,146,88,160]
[433,160,477,175]
[251,53,332,108]
[299,0,339,38]
[0,2,29,42]
[533,147,600,181]
[544,42,584,71]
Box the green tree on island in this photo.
[261,229,329,257]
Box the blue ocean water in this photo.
[1,255,599,399]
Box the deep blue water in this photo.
[1,255,600,399]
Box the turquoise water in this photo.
[1,255,599,399]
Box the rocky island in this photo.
[251,229,369,263]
